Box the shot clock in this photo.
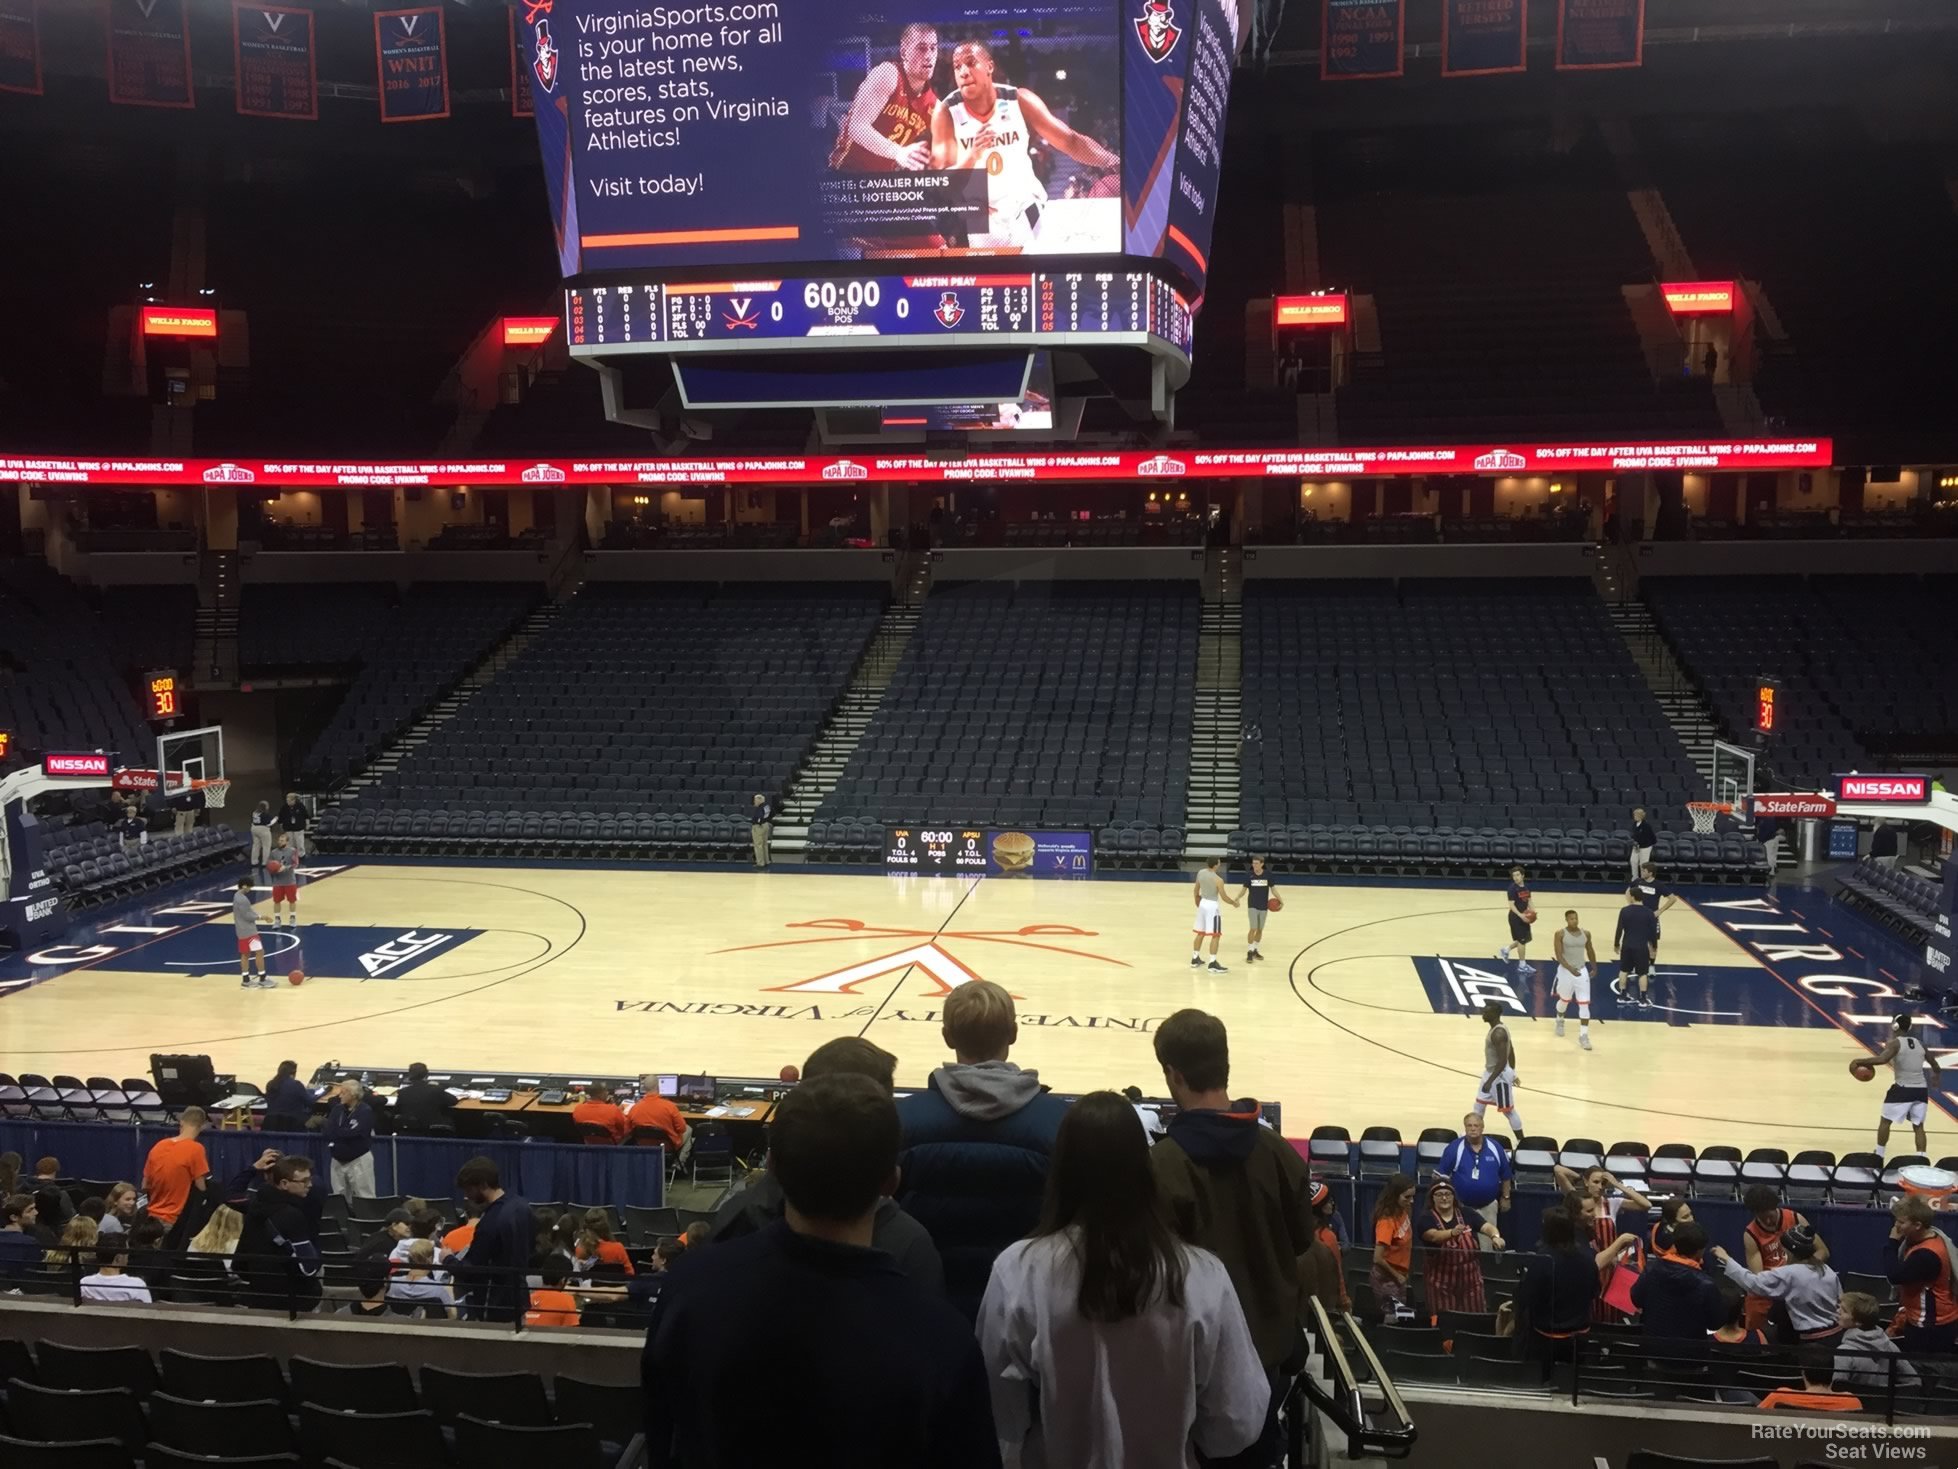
[144,670,181,722]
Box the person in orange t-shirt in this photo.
[1759,1349,1862,1413]
[570,1084,629,1144]
[576,1208,636,1276]
[1370,1173,1416,1319]
[524,1257,582,1327]
[626,1089,690,1151]
[142,1107,211,1228]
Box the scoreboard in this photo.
[885,828,989,875]
[564,271,1193,358]
[144,670,181,723]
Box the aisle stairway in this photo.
[772,599,925,860]
[1607,598,1720,789]
[1184,587,1242,862]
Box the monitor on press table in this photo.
[653,1074,680,1099]
[677,1075,716,1104]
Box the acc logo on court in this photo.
[359,931,461,977]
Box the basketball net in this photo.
[1686,800,1731,835]
[195,778,232,809]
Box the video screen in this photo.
[882,352,1056,432]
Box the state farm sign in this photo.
[42,752,111,778]
[1835,774,1931,804]
[1750,793,1836,819]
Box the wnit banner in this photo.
[1322,0,1403,81]
[233,3,317,120]
[1444,0,1528,77]
[1556,0,1643,70]
[375,6,448,122]
[0,0,41,96]
[106,0,194,109]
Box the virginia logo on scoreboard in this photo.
[933,292,965,328]
[202,463,256,484]
[1473,449,1527,471]
[822,461,869,481]
[1137,0,1182,61]
[1137,455,1187,476]
[520,463,566,483]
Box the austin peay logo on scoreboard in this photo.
[933,293,965,328]
[523,2,558,93]
[1136,0,1183,62]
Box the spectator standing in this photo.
[236,1156,323,1312]
[1742,1185,1826,1333]
[80,1240,152,1304]
[1711,1285,1770,1349]
[1370,1174,1416,1320]
[1631,1223,1726,1339]
[572,1083,631,1144]
[749,792,775,868]
[392,1062,459,1133]
[171,783,204,835]
[978,1090,1268,1469]
[262,1060,314,1133]
[324,1081,377,1199]
[895,980,1069,1318]
[714,1036,943,1292]
[1712,1223,1842,1346]
[1518,1207,1600,1370]
[453,1156,531,1323]
[249,800,276,867]
[118,802,148,857]
[277,792,309,858]
[1433,1112,1513,1214]
[1418,1179,1501,1316]
[1884,1196,1958,1356]
[1628,806,1656,882]
[643,1074,998,1469]
[1149,1008,1315,1469]
[142,1106,211,1234]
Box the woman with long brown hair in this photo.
[978,1091,1267,1469]
[1371,1173,1417,1321]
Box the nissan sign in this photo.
[42,752,112,779]
[1834,774,1932,804]
[1750,793,1837,819]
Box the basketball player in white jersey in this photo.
[1190,857,1238,973]
[1551,910,1598,1051]
[930,39,1117,250]
[1865,1012,1942,1158]
[1474,1000,1525,1141]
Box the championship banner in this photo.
[1443,0,1527,78]
[509,4,533,119]
[106,0,194,109]
[1556,0,1642,70]
[374,6,447,123]
[0,0,41,97]
[0,438,1837,488]
[1322,0,1404,81]
[233,3,317,121]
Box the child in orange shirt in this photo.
[575,1208,636,1276]
[1370,1173,1416,1321]
[524,1257,582,1328]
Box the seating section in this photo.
[37,817,247,909]
[241,583,397,670]
[318,583,884,859]
[0,562,175,775]
[1645,576,1958,791]
[1313,123,1721,445]
[296,584,538,787]
[809,582,1196,865]
[1235,580,1756,879]
[1837,857,1945,945]
[95,586,198,679]
[0,1343,641,1468]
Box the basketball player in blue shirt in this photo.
[1496,867,1535,981]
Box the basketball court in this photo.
[0,861,1934,1157]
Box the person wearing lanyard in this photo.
[1435,1112,1513,1215]
[1712,1224,1844,1347]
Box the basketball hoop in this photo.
[1686,800,1731,835]
[194,778,231,809]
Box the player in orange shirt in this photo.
[570,1084,629,1144]
[141,1106,211,1230]
[626,1088,690,1151]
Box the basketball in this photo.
[267,859,284,876]
[1851,1060,1876,1082]
[1522,909,1537,924]
[1267,895,1283,912]
[288,969,306,987]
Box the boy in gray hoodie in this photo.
[1835,1290,1919,1392]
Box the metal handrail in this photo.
[1302,1296,1420,1459]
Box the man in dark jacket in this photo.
[1149,1008,1314,1469]
[893,980,1069,1319]
[323,1081,376,1199]
[236,1156,322,1311]
[1631,1222,1725,1339]
[391,1062,459,1133]
[453,1155,531,1323]
[713,1036,944,1294]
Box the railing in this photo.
[1302,1296,1419,1459]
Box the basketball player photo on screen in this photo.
[816,4,1121,259]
